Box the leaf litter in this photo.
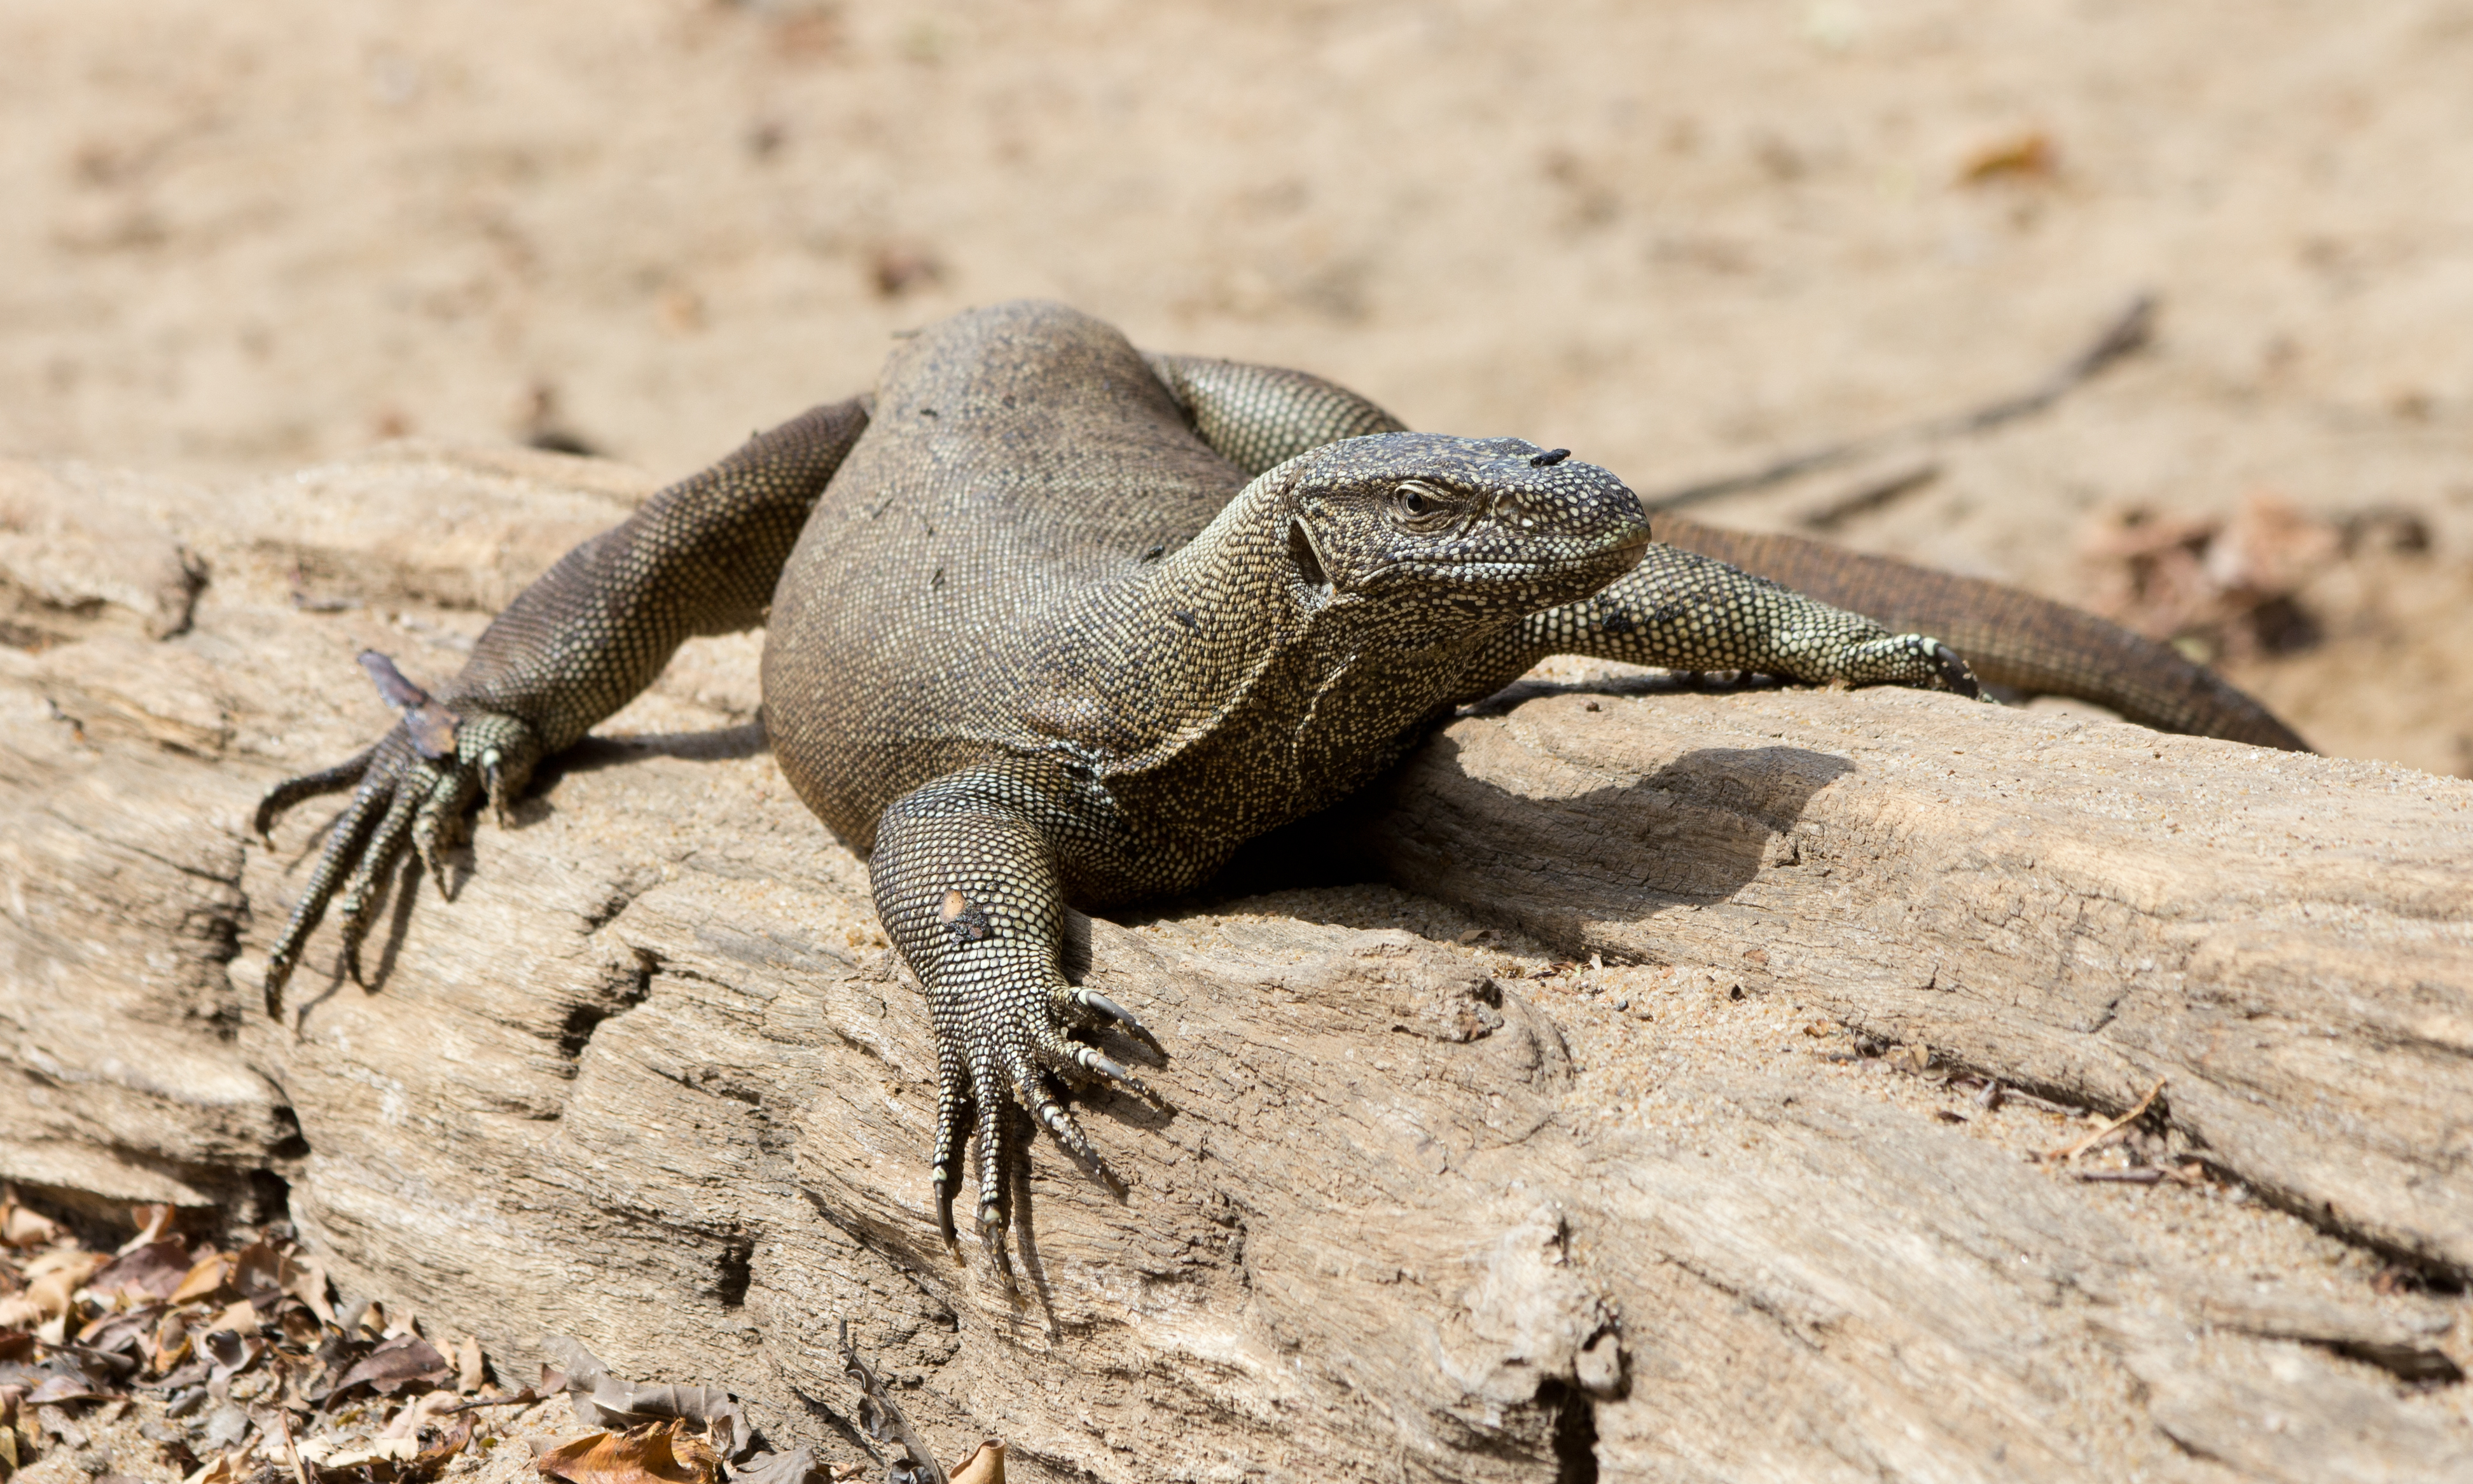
[0,1193,992,1484]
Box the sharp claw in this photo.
[1081,1048,1133,1084]
[933,1177,962,1259]
[1072,987,1165,1055]
[1069,1045,1171,1111]
[1932,641,1982,699]
[481,749,511,829]
[263,954,293,1018]
[977,1203,1016,1293]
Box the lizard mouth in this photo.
[1378,528,1653,583]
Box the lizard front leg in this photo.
[254,396,869,1013]
[1503,540,1983,696]
[867,759,1163,1287]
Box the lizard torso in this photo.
[761,303,1633,901]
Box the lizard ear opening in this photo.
[1288,516,1333,606]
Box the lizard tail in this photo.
[1656,515,2313,752]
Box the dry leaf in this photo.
[1,1205,62,1250]
[200,1326,265,1384]
[947,1440,1004,1484]
[378,1389,464,1440]
[454,1335,485,1394]
[21,1249,102,1286]
[728,1447,826,1484]
[408,1414,478,1483]
[297,1435,422,1469]
[68,1304,160,1359]
[541,1336,749,1459]
[152,1309,191,1372]
[24,1371,121,1406]
[18,1255,102,1321]
[327,1333,451,1401]
[171,1252,229,1305]
[90,1239,191,1301]
[1959,130,2057,184]
[230,1241,283,1301]
[537,1422,719,1484]
[118,1205,177,1253]
[280,1254,335,1326]
[202,1299,259,1339]
[181,1449,245,1484]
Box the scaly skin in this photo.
[1650,517,2311,751]
[253,301,2009,1284]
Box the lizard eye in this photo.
[1388,481,1457,530]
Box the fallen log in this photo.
[1360,670,2473,1278]
[1,449,2463,1482]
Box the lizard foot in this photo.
[927,976,1170,1290]
[1844,633,1984,699]
[256,652,541,1016]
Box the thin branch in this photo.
[840,1319,948,1484]
[1798,461,1941,532]
[1642,293,2156,513]
[2043,1077,2167,1163]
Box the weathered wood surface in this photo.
[1363,674,2473,1277]
[2,449,2467,1481]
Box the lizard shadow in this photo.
[542,719,771,774]
[1194,695,1852,948]
[290,854,429,1032]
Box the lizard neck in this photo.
[1008,469,1472,844]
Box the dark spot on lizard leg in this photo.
[939,889,993,946]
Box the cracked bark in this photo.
[1,449,2467,1483]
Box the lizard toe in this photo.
[1923,637,1986,699]
[331,773,428,984]
[462,713,540,829]
[263,739,412,1014]
[1064,985,1165,1057]
[929,1041,972,1254]
[966,1061,1019,1291]
[410,765,481,896]
[1846,632,1985,697]
[255,744,379,842]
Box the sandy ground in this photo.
[4,0,2472,769]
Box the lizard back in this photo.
[761,302,1252,850]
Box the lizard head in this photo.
[1277,433,1651,629]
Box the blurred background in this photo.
[4,0,2470,770]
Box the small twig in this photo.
[2077,1167,2165,1185]
[1798,461,1941,532]
[2043,1077,2166,1163]
[1642,293,2156,513]
[840,1319,947,1484]
[441,1388,541,1413]
[275,1407,312,1484]
[1985,1086,2086,1118]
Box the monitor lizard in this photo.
[249,299,2300,1281]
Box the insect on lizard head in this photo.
[1278,433,1652,626]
